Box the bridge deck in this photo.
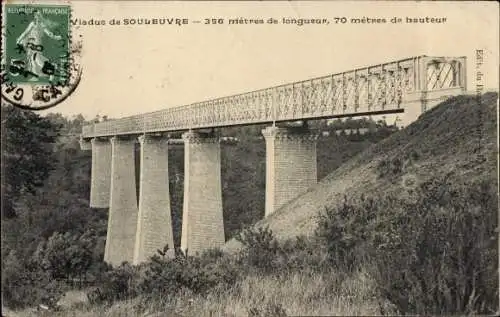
[82,55,466,138]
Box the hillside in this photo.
[225,92,498,250]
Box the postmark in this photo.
[1,3,82,111]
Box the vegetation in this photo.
[1,92,498,316]
[2,106,61,218]
[1,106,105,309]
[317,178,497,314]
[73,175,496,316]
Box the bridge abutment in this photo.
[181,131,224,256]
[133,134,174,264]
[105,136,139,266]
[262,126,319,217]
[400,87,466,128]
[89,138,112,208]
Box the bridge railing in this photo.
[82,55,466,138]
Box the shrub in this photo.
[235,226,281,272]
[316,196,375,270]
[1,250,65,309]
[376,157,404,179]
[139,249,237,299]
[90,245,241,305]
[2,229,101,309]
[87,262,139,305]
[371,178,498,314]
[197,248,241,292]
[278,235,329,272]
[316,177,498,314]
[33,231,94,282]
[236,227,330,275]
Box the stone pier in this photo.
[89,138,112,208]
[105,136,139,266]
[181,131,224,255]
[262,126,319,216]
[133,134,174,264]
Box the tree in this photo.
[1,104,61,218]
[2,249,63,308]
[34,231,94,282]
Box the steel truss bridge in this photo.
[81,55,466,138]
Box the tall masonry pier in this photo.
[79,55,467,265]
[134,134,174,264]
[106,136,139,265]
[181,131,224,255]
[88,138,111,208]
[262,126,319,216]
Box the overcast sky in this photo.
[34,1,498,120]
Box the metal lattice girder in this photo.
[427,58,459,90]
[81,56,466,138]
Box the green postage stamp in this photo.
[5,4,70,85]
[2,3,81,110]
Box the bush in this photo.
[236,226,331,275]
[372,178,497,314]
[197,248,241,292]
[33,231,94,282]
[87,262,139,305]
[2,229,102,309]
[278,235,329,272]
[89,245,241,305]
[316,196,375,270]
[2,250,65,309]
[316,177,498,314]
[376,157,403,179]
[236,226,281,272]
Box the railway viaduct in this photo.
[80,55,467,266]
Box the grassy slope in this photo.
[225,92,498,250]
[15,268,384,317]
